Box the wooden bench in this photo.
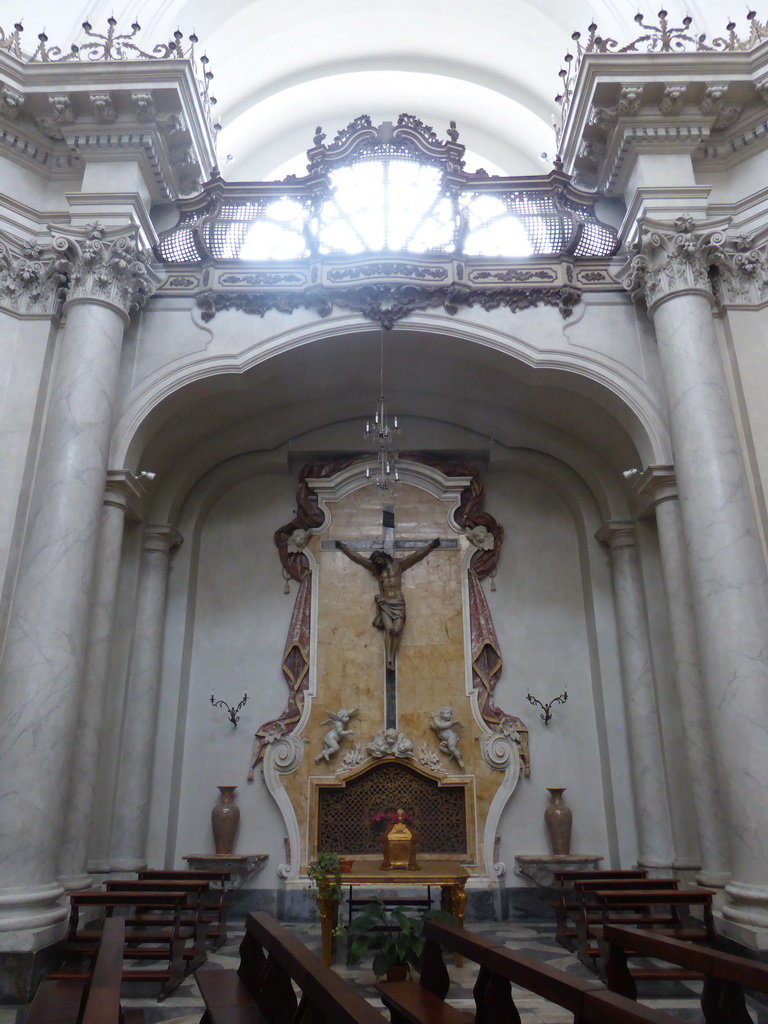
[573,878,681,966]
[137,868,232,947]
[195,910,390,1024]
[26,918,144,1024]
[553,869,648,950]
[377,917,685,1024]
[591,889,717,983]
[50,891,190,1000]
[603,923,768,1022]
[103,878,209,969]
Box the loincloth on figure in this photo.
[373,595,406,631]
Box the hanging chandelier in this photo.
[365,328,400,491]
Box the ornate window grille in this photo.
[156,114,618,265]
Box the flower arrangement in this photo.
[370,809,414,828]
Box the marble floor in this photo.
[2,918,766,1024]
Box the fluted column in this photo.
[57,472,143,891]
[635,467,731,887]
[596,521,675,869]
[110,524,183,871]
[0,225,158,935]
[624,221,768,934]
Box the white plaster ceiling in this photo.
[11,0,739,179]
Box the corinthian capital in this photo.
[51,222,161,318]
[0,237,65,315]
[621,218,720,312]
[709,233,768,306]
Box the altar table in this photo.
[316,858,469,966]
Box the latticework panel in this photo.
[316,761,467,855]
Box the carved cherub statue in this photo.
[466,524,494,551]
[430,706,465,768]
[315,707,358,763]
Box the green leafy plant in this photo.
[307,851,342,905]
[346,900,454,978]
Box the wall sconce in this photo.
[526,689,568,725]
[210,692,248,727]
[137,470,156,481]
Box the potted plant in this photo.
[346,900,453,980]
[307,851,342,964]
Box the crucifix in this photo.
[324,507,456,729]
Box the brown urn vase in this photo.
[211,785,240,855]
[544,787,572,855]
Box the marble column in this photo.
[0,225,157,938]
[635,467,731,887]
[596,521,675,869]
[625,222,768,935]
[57,472,143,891]
[110,524,183,871]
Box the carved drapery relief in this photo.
[51,222,161,317]
[622,217,768,310]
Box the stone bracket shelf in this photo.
[514,854,603,887]
[183,853,268,889]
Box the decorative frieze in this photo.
[623,217,768,310]
[51,222,161,317]
[195,281,583,328]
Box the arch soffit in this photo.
[111,311,671,476]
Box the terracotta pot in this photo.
[386,963,409,982]
[211,785,240,855]
[544,787,572,855]
[338,858,355,873]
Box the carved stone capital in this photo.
[596,520,636,549]
[52,222,161,317]
[633,465,678,518]
[0,237,64,315]
[103,470,144,519]
[621,218,720,311]
[709,234,768,306]
[143,524,183,554]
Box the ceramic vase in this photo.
[544,787,572,855]
[211,785,240,855]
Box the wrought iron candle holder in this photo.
[526,689,568,726]
[210,692,248,727]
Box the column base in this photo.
[0,938,64,1004]
[721,879,768,939]
[109,858,148,872]
[58,873,94,892]
[0,882,67,935]
[695,870,731,889]
[716,911,768,952]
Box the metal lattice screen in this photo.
[316,761,468,855]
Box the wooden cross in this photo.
[323,507,456,729]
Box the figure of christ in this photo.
[335,538,440,669]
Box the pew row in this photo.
[553,869,649,950]
[603,924,768,1024]
[26,918,144,1024]
[137,868,231,947]
[50,891,191,1000]
[376,917,686,1024]
[572,878,682,966]
[195,910,390,1024]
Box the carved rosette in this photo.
[52,222,161,318]
[623,218,768,311]
[0,238,65,315]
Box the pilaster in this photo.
[595,520,675,869]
